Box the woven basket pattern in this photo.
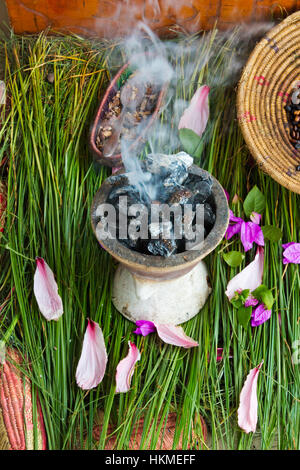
[237,12,300,194]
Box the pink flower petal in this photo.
[224,189,230,202]
[225,247,264,300]
[115,341,140,393]
[244,295,259,308]
[250,212,261,225]
[76,320,107,390]
[225,210,243,240]
[229,209,243,224]
[134,320,156,337]
[33,257,63,321]
[240,222,264,252]
[225,221,243,240]
[154,324,198,348]
[238,361,263,433]
[282,242,300,264]
[282,242,295,249]
[251,304,272,327]
[178,85,210,137]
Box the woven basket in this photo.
[237,11,300,194]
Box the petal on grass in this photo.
[33,257,63,321]
[225,247,264,300]
[178,85,210,137]
[115,342,140,393]
[238,362,263,433]
[155,324,198,348]
[76,320,107,390]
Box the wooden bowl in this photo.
[237,11,300,194]
[89,60,168,168]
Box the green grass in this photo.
[0,29,299,450]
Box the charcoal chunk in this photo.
[204,203,216,228]
[147,237,177,257]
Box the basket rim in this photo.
[237,11,300,194]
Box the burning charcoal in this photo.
[163,161,189,188]
[106,151,216,258]
[147,237,177,257]
[192,181,212,204]
[204,203,216,228]
[148,221,173,238]
[168,188,193,205]
[108,185,141,206]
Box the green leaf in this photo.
[243,186,266,217]
[262,225,282,242]
[237,306,252,329]
[179,128,204,158]
[223,251,245,267]
[252,284,274,310]
[230,289,250,308]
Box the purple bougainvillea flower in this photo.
[225,210,264,252]
[178,85,210,138]
[251,303,272,327]
[225,210,243,240]
[76,320,107,390]
[238,361,263,433]
[134,320,156,337]
[244,295,259,308]
[224,189,230,202]
[33,257,63,321]
[115,341,140,393]
[240,221,264,252]
[225,247,264,300]
[282,242,300,264]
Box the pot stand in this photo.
[112,260,211,325]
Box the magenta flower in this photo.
[33,257,63,321]
[134,320,156,336]
[216,348,233,362]
[225,211,264,252]
[244,295,259,308]
[251,304,272,327]
[225,247,264,300]
[115,341,140,393]
[178,85,210,138]
[282,242,300,264]
[75,320,107,390]
[238,361,263,433]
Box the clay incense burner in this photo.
[91,165,229,325]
